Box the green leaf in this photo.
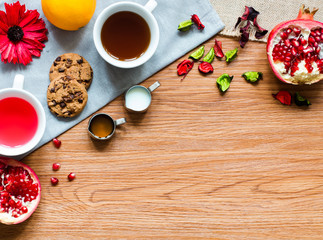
[242,71,263,82]
[216,74,233,92]
[202,47,215,63]
[178,20,193,31]
[189,46,205,60]
[294,92,311,106]
[225,48,238,63]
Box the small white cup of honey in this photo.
[93,0,159,68]
[88,113,126,140]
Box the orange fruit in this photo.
[41,0,96,31]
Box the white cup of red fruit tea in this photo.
[0,74,46,157]
[93,0,159,68]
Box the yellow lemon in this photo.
[41,0,96,31]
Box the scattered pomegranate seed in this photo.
[67,173,76,181]
[52,163,61,171]
[53,138,61,148]
[51,177,59,186]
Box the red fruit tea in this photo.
[0,97,38,147]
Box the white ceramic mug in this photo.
[0,74,46,157]
[93,0,159,68]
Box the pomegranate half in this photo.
[267,5,323,85]
[0,157,41,225]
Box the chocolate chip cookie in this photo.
[49,53,93,89]
[47,76,88,118]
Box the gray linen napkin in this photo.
[0,0,224,160]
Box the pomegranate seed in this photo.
[285,56,292,62]
[51,177,59,186]
[304,46,314,54]
[285,52,292,57]
[284,39,291,47]
[315,36,321,42]
[291,39,300,47]
[52,163,61,171]
[67,173,76,181]
[53,138,61,148]
[315,29,321,36]
[308,36,315,44]
[293,27,301,36]
[16,201,22,208]
[299,38,307,45]
[315,47,321,54]
[21,206,28,213]
[280,32,288,40]
[291,47,297,56]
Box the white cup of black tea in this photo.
[93,0,159,68]
[0,74,46,157]
[88,113,126,141]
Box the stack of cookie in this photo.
[47,53,93,118]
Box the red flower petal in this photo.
[1,41,14,63]
[16,42,32,65]
[5,2,24,26]
[23,30,48,42]
[0,35,9,53]
[0,11,8,33]
[22,38,45,50]
[19,9,39,29]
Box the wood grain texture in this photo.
[1,36,322,240]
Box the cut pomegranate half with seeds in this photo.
[267,5,323,85]
[0,157,41,225]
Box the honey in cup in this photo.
[89,114,114,138]
[101,11,151,61]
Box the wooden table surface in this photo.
[1,35,322,240]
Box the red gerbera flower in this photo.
[0,1,48,65]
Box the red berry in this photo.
[53,138,61,148]
[52,163,61,171]
[51,177,59,185]
[67,173,76,181]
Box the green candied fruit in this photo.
[189,46,205,60]
[202,47,215,63]
[178,20,193,31]
[216,74,233,92]
[294,92,311,106]
[225,48,238,63]
[242,71,263,83]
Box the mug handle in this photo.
[13,74,24,89]
[144,0,157,12]
[115,118,126,126]
[148,81,160,93]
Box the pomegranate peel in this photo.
[0,157,41,225]
[267,5,323,85]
